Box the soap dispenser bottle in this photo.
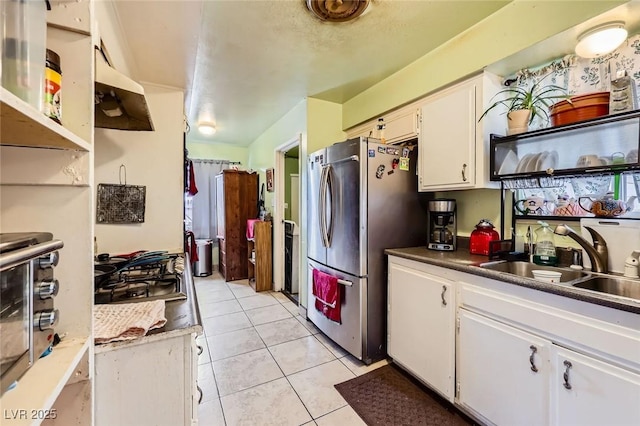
[624,250,640,279]
[533,221,558,266]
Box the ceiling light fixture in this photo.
[306,0,370,23]
[198,122,216,136]
[575,21,627,58]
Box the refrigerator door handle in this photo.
[324,164,334,247]
[325,154,359,167]
[319,165,329,247]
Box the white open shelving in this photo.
[0,338,91,426]
[0,88,91,151]
[1,1,95,424]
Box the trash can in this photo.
[193,239,213,276]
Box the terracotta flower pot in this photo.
[550,92,610,127]
[506,109,531,135]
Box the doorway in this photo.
[274,136,301,305]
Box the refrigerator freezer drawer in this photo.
[307,260,364,360]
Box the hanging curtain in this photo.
[190,160,229,240]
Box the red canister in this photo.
[469,219,500,256]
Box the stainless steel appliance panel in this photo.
[306,137,430,363]
[0,233,62,396]
[307,260,364,360]
[325,138,363,276]
[365,141,429,361]
[307,149,327,265]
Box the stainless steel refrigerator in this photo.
[307,137,429,364]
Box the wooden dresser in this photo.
[215,170,258,281]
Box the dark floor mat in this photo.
[334,363,475,426]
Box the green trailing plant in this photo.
[479,77,570,126]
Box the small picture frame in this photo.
[266,168,274,192]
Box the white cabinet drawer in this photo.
[458,281,640,372]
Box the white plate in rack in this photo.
[536,150,558,171]
[524,153,541,172]
[515,153,533,173]
[498,150,519,175]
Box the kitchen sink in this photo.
[572,277,640,300]
[480,261,589,283]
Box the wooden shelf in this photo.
[0,336,91,426]
[247,221,272,292]
[0,88,91,151]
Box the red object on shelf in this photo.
[246,219,261,239]
[550,92,610,127]
[469,219,500,256]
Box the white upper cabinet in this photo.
[418,72,502,192]
[346,120,376,140]
[345,106,420,144]
[380,107,420,144]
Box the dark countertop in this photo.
[95,254,203,352]
[385,246,640,314]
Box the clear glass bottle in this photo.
[533,221,557,266]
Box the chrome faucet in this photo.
[553,224,608,273]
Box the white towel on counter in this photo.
[94,300,167,344]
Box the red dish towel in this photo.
[187,160,198,196]
[312,268,341,323]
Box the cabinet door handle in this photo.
[197,384,203,404]
[529,345,538,373]
[441,285,447,306]
[461,163,468,182]
[196,344,204,356]
[563,360,572,389]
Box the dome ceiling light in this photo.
[198,122,217,136]
[306,0,370,23]
[575,21,628,58]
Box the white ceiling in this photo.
[111,0,511,146]
[110,1,640,147]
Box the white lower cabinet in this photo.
[458,309,640,426]
[551,346,640,426]
[458,308,550,425]
[387,256,640,426]
[95,333,198,426]
[387,256,456,401]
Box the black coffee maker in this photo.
[427,199,457,251]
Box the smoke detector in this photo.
[306,0,370,23]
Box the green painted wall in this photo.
[306,98,345,154]
[437,189,504,237]
[342,0,626,129]
[284,157,298,221]
[186,140,249,166]
[247,99,307,214]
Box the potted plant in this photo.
[479,77,570,134]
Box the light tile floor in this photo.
[195,273,388,426]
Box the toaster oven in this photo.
[0,232,63,395]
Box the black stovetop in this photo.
[94,255,187,304]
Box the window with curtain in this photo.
[186,160,236,241]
